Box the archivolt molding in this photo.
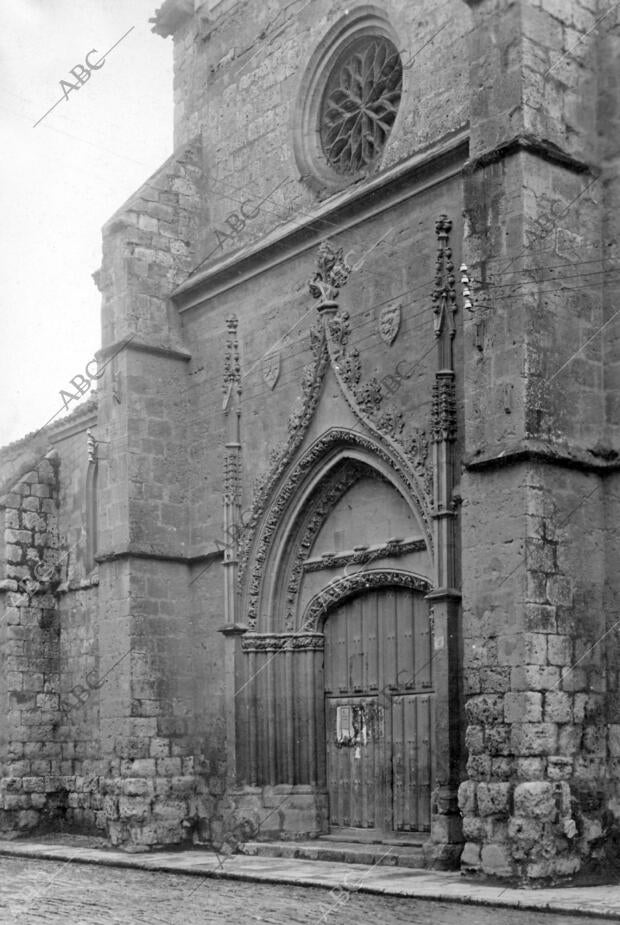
[244,428,433,628]
[300,568,432,632]
[282,459,368,630]
[238,318,328,588]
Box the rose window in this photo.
[319,37,403,175]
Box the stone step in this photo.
[241,838,427,869]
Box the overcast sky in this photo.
[0,0,173,446]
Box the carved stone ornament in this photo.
[300,569,431,632]
[432,215,457,339]
[222,314,241,410]
[242,428,433,629]
[308,240,351,305]
[322,308,433,503]
[262,351,280,390]
[379,302,401,345]
[431,373,457,443]
[303,537,427,572]
[239,318,329,590]
[241,633,324,653]
[282,460,368,630]
[320,36,403,176]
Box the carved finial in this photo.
[223,314,241,409]
[87,429,97,463]
[308,240,351,307]
[432,215,457,338]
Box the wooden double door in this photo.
[324,587,434,836]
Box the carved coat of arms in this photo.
[379,303,401,345]
[263,351,280,390]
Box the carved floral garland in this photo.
[300,569,431,632]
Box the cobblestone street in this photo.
[0,857,610,925]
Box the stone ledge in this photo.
[463,133,593,177]
[464,439,620,474]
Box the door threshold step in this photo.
[320,833,427,848]
[241,839,427,868]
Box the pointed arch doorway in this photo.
[324,584,434,837]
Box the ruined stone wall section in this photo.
[0,452,64,834]
[459,464,615,881]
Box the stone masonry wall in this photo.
[460,0,619,884]
[166,0,471,271]
[0,451,64,835]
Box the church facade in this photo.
[1,0,619,884]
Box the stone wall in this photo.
[459,0,620,883]
[0,450,63,834]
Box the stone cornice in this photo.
[463,134,593,177]
[97,339,191,363]
[465,439,620,474]
[173,129,469,312]
[95,549,217,565]
[48,406,98,445]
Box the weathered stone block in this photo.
[467,754,492,781]
[458,780,477,815]
[121,778,152,797]
[118,796,151,820]
[491,757,514,780]
[582,725,607,755]
[609,725,620,757]
[479,667,511,692]
[558,724,582,755]
[544,692,572,724]
[486,725,511,756]
[504,691,542,723]
[477,782,512,817]
[513,782,557,821]
[511,723,557,756]
[152,798,186,822]
[461,842,482,871]
[547,634,572,666]
[524,603,557,632]
[546,576,573,607]
[462,815,485,840]
[559,667,587,692]
[481,843,513,877]
[465,725,485,754]
[465,694,504,725]
[547,756,573,780]
[511,665,560,691]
